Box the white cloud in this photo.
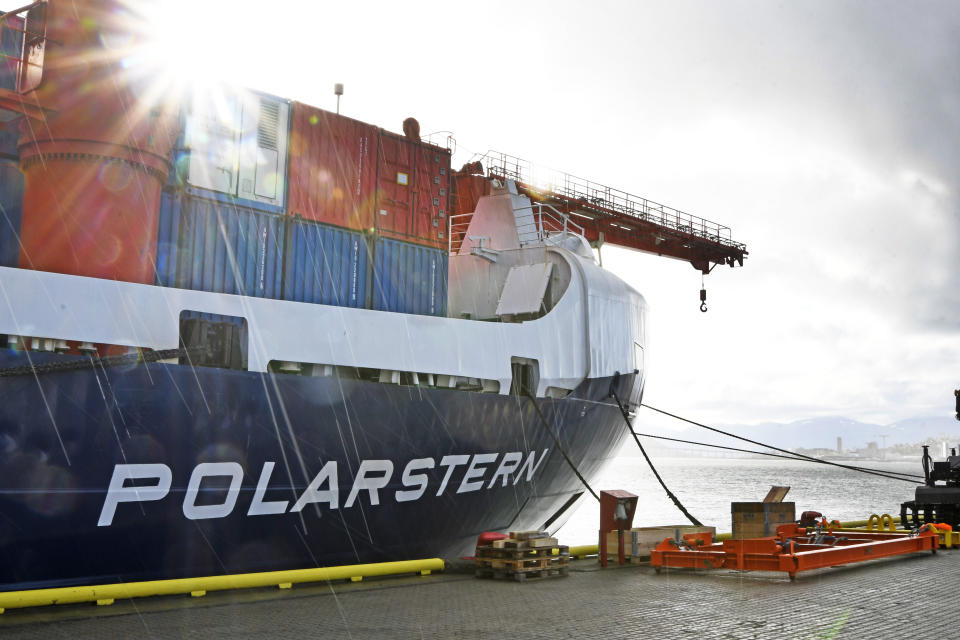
[148,0,960,424]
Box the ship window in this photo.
[433,176,440,185]
[179,311,247,370]
[432,197,440,206]
[357,367,380,382]
[439,167,446,175]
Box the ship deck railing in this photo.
[448,202,584,255]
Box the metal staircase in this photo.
[447,190,585,255]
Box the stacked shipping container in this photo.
[287,105,377,230]
[373,131,450,248]
[372,237,447,316]
[171,89,290,213]
[0,18,449,316]
[154,97,448,317]
[286,102,451,248]
[156,191,285,299]
[283,219,369,308]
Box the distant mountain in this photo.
[640,415,960,452]
[887,416,960,445]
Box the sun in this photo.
[109,0,259,103]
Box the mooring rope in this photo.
[631,430,921,481]
[640,403,922,483]
[525,391,600,502]
[611,390,703,526]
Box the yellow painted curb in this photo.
[0,558,444,612]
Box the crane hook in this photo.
[699,287,708,313]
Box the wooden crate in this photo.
[731,502,796,539]
[603,525,717,561]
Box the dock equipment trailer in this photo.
[651,523,938,580]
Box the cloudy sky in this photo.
[146,0,959,427]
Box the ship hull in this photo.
[0,350,630,591]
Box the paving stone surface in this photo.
[0,550,953,639]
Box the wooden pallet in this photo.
[475,535,570,582]
[476,545,570,560]
[508,530,550,540]
[478,556,553,571]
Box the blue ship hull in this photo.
[0,350,630,592]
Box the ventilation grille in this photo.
[257,99,280,151]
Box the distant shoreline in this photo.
[619,451,921,465]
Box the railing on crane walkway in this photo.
[479,150,746,253]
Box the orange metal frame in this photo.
[651,523,939,580]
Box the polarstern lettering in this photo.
[97,449,550,527]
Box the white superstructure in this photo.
[0,181,646,402]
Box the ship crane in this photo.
[450,152,748,311]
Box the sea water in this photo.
[555,454,922,545]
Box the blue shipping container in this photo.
[284,219,369,308]
[0,160,23,267]
[156,190,284,299]
[372,237,448,317]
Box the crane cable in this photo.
[524,391,600,502]
[610,389,703,526]
[640,403,922,484]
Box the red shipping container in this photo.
[374,131,415,241]
[413,143,450,243]
[287,102,378,231]
[374,130,450,248]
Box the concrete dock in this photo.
[0,550,952,639]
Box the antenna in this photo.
[334,83,344,115]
